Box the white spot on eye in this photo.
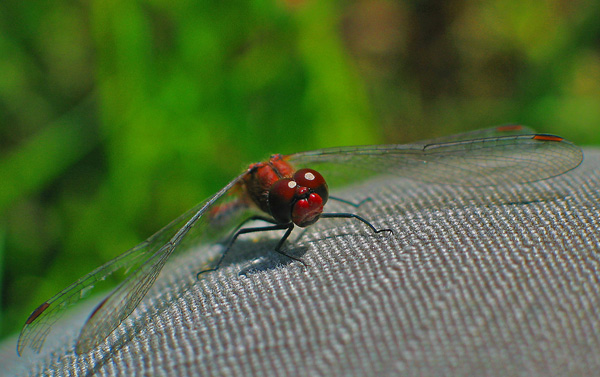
[288,181,297,188]
[304,172,315,181]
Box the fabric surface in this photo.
[2,148,599,377]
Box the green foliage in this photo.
[1,0,599,341]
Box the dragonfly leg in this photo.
[227,215,279,236]
[197,222,303,279]
[329,196,372,208]
[321,212,393,234]
[271,225,309,266]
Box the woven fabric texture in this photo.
[2,148,600,377]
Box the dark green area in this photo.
[1,0,599,342]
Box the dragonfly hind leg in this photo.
[329,196,373,208]
[320,212,393,235]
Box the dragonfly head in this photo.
[268,168,329,227]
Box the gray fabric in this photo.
[2,148,600,377]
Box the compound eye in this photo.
[293,168,329,204]
[268,178,296,223]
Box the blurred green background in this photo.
[1,0,599,342]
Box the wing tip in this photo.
[17,302,51,356]
[24,302,51,325]
[533,134,564,142]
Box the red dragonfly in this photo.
[17,125,583,355]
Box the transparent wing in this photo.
[18,125,583,355]
[17,172,256,355]
[286,126,583,187]
[74,234,174,354]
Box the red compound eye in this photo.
[268,178,297,223]
[293,169,329,204]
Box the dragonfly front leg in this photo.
[197,222,304,278]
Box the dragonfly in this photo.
[17,125,583,356]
